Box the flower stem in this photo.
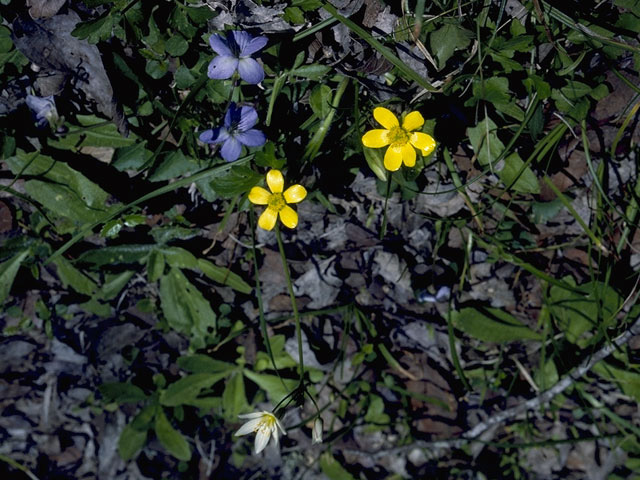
[380,175,392,239]
[275,225,305,384]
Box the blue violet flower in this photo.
[199,103,266,162]
[208,31,268,84]
[26,94,58,128]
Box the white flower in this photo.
[235,411,286,454]
[312,417,323,444]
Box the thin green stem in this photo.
[275,225,305,384]
[380,176,392,239]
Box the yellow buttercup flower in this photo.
[362,107,436,171]
[248,169,307,230]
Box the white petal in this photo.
[235,418,261,437]
[275,417,287,435]
[254,429,271,454]
[238,411,268,419]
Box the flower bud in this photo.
[312,417,323,444]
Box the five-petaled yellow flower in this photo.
[235,411,286,454]
[249,169,307,230]
[362,107,436,172]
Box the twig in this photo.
[343,315,640,459]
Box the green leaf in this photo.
[154,409,191,461]
[429,22,472,69]
[100,271,134,300]
[309,85,333,119]
[254,142,285,169]
[159,268,217,349]
[77,244,153,267]
[209,165,262,198]
[222,372,248,420]
[118,421,148,460]
[174,65,196,89]
[100,382,147,403]
[177,354,236,373]
[362,145,387,182]
[242,370,297,404]
[53,257,98,296]
[451,307,543,342]
[197,258,252,294]
[149,150,200,182]
[50,114,135,148]
[320,452,356,480]
[165,35,188,56]
[593,362,640,402]
[255,335,297,371]
[467,116,504,167]
[364,395,390,424]
[498,153,540,194]
[159,246,198,269]
[147,250,165,283]
[0,249,29,304]
[72,14,118,44]
[549,277,622,346]
[112,142,153,172]
[161,373,227,407]
[290,64,332,80]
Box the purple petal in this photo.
[209,34,232,56]
[229,31,253,55]
[240,36,268,57]
[224,103,241,129]
[237,106,258,131]
[221,137,242,162]
[237,58,264,84]
[207,55,238,80]
[236,129,266,147]
[199,127,229,144]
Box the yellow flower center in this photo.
[388,126,409,147]
[267,193,286,212]
[255,414,276,432]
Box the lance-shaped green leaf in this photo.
[161,373,228,407]
[154,409,191,461]
[0,249,29,304]
[451,307,543,342]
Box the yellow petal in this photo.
[266,169,284,193]
[362,129,390,148]
[248,186,271,205]
[402,143,416,167]
[258,207,278,230]
[373,107,399,129]
[384,145,403,171]
[279,205,298,228]
[402,111,424,131]
[410,132,436,156]
[284,184,307,203]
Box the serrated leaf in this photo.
[155,410,191,461]
[451,307,543,342]
[429,22,471,69]
[149,150,199,182]
[161,373,227,407]
[209,165,262,198]
[99,382,147,403]
[0,249,29,304]
[197,258,251,294]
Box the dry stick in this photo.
[343,315,640,459]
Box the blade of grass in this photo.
[322,2,438,92]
